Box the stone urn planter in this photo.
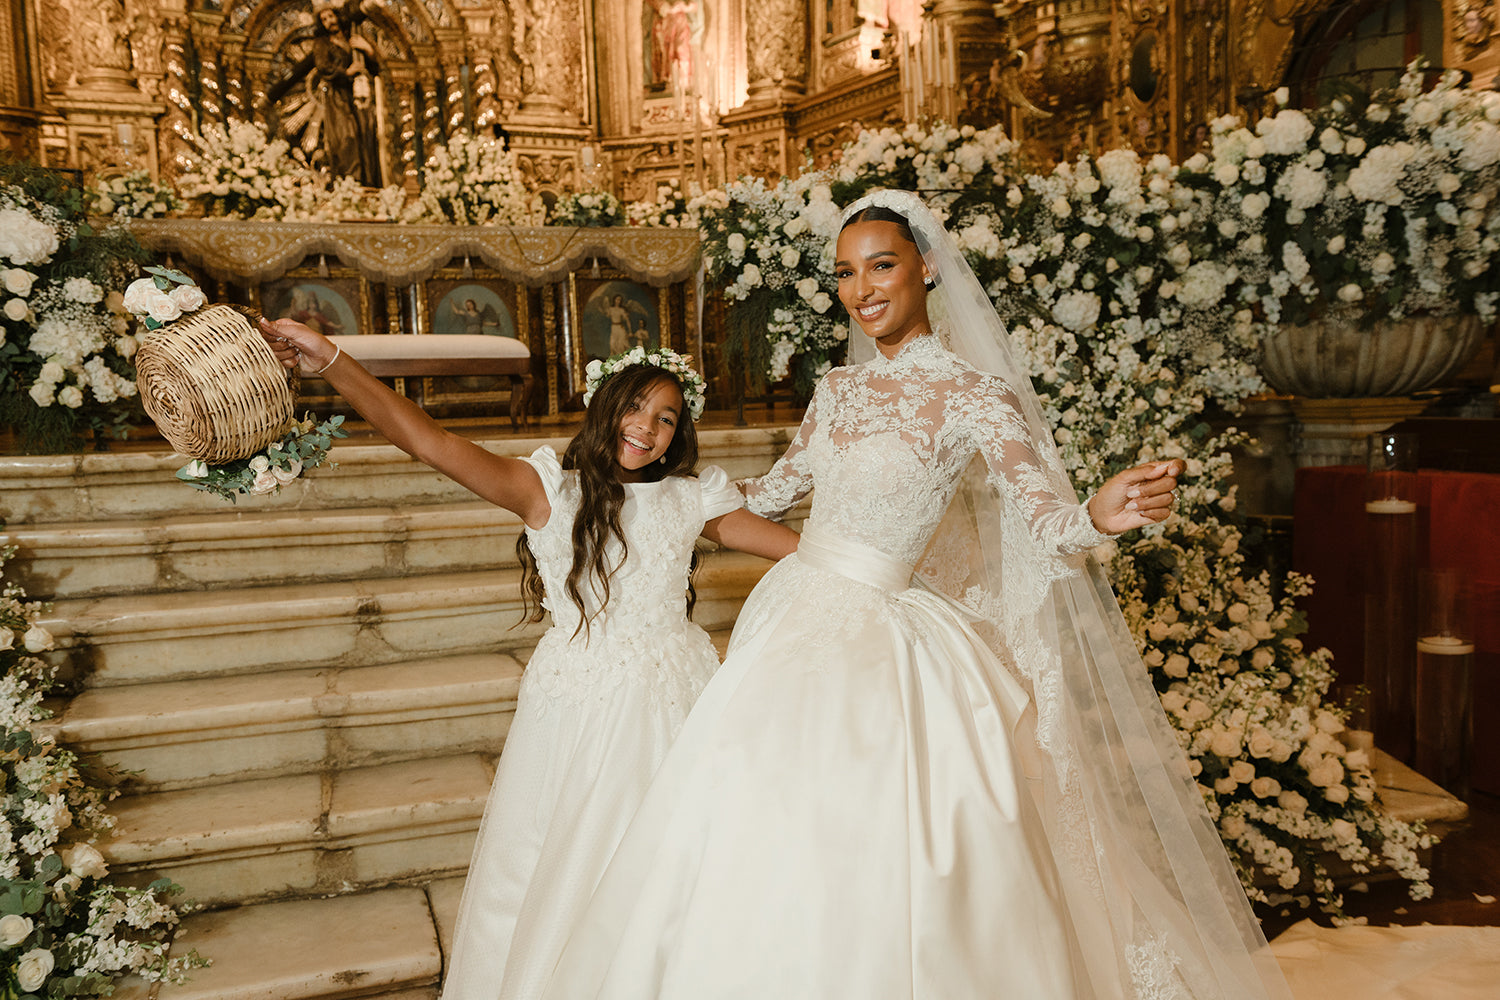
[1259,310,1488,397]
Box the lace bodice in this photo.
[522,448,742,639]
[742,335,1107,567]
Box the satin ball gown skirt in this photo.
[541,526,1093,999]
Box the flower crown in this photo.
[583,346,707,421]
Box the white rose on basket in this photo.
[170,284,207,312]
[0,914,32,948]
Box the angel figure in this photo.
[591,293,650,354]
[450,298,507,337]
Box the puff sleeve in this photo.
[698,465,744,522]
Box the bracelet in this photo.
[313,345,342,375]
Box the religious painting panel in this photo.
[258,265,383,409]
[567,270,671,391]
[413,266,532,411]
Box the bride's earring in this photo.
[923,276,936,289]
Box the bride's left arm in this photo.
[970,377,1179,553]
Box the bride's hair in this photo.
[839,204,918,245]
[516,364,701,636]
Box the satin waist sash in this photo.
[796,522,916,593]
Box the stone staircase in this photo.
[0,424,798,999]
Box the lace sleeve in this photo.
[966,375,1109,557]
[738,378,824,520]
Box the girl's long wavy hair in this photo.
[517,365,702,638]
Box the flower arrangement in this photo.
[87,171,181,222]
[548,190,623,227]
[695,175,845,395]
[0,162,147,452]
[175,120,328,221]
[0,548,206,995]
[702,119,1434,913]
[121,266,206,330]
[625,180,691,228]
[583,346,706,420]
[1180,62,1500,327]
[175,413,347,502]
[402,134,533,226]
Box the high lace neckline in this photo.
[862,332,946,372]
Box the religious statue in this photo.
[643,1,698,93]
[265,0,383,188]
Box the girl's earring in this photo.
[659,454,667,464]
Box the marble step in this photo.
[0,425,797,524]
[113,886,443,1000]
[5,500,521,601]
[56,653,524,791]
[40,553,767,687]
[102,755,493,908]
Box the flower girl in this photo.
[259,319,798,1000]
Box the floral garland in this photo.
[548,190,623,227]
[0,163,147,452]
[0,548,207,995]
[583,346,706,421]
[175,414,348,502]
[707,119,1438,913]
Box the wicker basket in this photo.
[135,305,297,463]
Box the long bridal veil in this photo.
[843,191,1292,999]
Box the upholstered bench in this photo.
[326,334,533,429]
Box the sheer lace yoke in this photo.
[743,334,1106,568]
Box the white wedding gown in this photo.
[440,447,743,1000]
[541,335,1225,999]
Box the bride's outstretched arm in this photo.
[971,376,1179,553]
[738,379,826,520]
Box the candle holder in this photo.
[1414,569,1474,797]
[1364,431,1419,762]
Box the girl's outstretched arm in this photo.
[701,509,799,561]
[260,317,550,528]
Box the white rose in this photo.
[779,248,800,269]
[1230,760,1256,783]
[1221,814,1248,839]
[1337,283,1363,303]
[271,459,304,485]
[741,264,762,287]
[1274,87,1289,105]
[57,384,83,408]
[27,382,53,407]
[1326,235,1345,254]
[810,292,832,314]
[16,948,54,992]
[64,843,109,879]
[1277,790,1308,814]
[143,289,182,323]
[0,211,60,265]
[726,232,747,256]
[796,277,819,300]
[1163,654,1190,678]
[121,277,159,315]
[1250,776,1281,798]
[249,455,271,473]
[184,459,209,479]
[249,469,279,495]
[1330,819,1358,843]
[170,284,207,312]
[1324,783,1350,804]
[1,269,35,295]
[1346,137,1366,156]
[23,624,54,653]
[3,298,27,322]
[0,914,32,948]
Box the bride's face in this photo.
[834,220,932,356]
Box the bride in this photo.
[540,191,1293,999]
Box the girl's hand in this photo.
[259,317,337,375]
[1087,460,1183,535]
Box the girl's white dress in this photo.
[541,336,1286,1000]
[440,446,743,1000]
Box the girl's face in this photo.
[834,220,932,357]
[615,377,682,481]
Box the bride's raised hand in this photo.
[1086,460,1183,535]
[258,317,338,375]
